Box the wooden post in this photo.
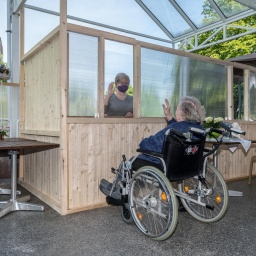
[59,0,68,214]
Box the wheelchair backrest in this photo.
[162,128,206,181]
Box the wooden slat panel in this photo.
[24,35,60,132]
[68,122,165,209]
[22,135,61,206]
[217,121,256,180]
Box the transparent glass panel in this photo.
[24,9,59,53]
[141,48,227,118]
[249,72,256,120]
[141,0,193,37]
[0,85,8,120]
[141,48,181,117]
[105,40,133,89]
[104,40,133,117]
[68,32,98,116]
[214,0,249,18]
[187,59,227,118]
[175,0,221,28]
[67,0,168,40]
[0,0,7,62]
[233,68,244,119]
[25,0,60,12]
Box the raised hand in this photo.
[108,82,115,95]
[162,99,172,121]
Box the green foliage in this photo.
[191,15,256,60]
[127,85,133,96]
[185,4,256,120]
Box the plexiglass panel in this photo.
[233,68,244,119]
[141,0,193,37]
[105,40,133,89]
[25,0,60,12]
[141,48,227,118]
[24,9,59,53]
[250,72,256,120]
[0,85,8,120]
[214,0,249,17]
[175,0,221,28]
[68,32,98,116]
[187,59,227,118]
[141,48,181,117]
[67,0,168,40]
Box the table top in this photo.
[0,138,59,151]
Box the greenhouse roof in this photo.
[15,0,256,51]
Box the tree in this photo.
[187,2,256,120]
[191,9,256,60]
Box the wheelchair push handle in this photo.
[220,121,246,136]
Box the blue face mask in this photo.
[117,84,128,93]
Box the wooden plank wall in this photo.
[20,34,62,213]
[24,35,60,132]
[67,122,165,210]
[21,135,60,212]
[217,121,256,180]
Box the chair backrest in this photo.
[162,128,206,181]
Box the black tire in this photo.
[129,166,178,241]
[178,162,229,223]
[121,203,134,224]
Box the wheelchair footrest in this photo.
[106,196,122,206]
[99,179,121,200]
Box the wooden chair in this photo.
[249,156,256,184]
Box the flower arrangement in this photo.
[203,116,224,129]
[203,117,224,138]
[0,126,9,138]
[0,64,11,80]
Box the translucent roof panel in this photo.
[25,0,60,12]
[214,0,250,17]
[19,0,256,50]
[175,0,221,28]
[141,0,193,37]
[67,0,169,40]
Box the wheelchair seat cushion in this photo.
[131,157,164,172]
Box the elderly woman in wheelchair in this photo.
[100,96,234,241]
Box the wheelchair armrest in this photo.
[203,148,211,153]
[136,148,163,158]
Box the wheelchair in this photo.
[100,122,245,241]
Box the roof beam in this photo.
[168,0,197,31]
[135,0,174,40]
[178,24,256,51]
[208,0,226,21]
[173,9,256,42]
[24,4,173,44]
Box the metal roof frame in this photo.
[18,0,256,51]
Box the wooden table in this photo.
[0,138,31,195]
[206,137,256,196]
[0,138,59,218]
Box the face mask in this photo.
[117,84,128,93]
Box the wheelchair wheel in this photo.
[129,166,178,241]
[178,162,229,223]
[121,202,134,224]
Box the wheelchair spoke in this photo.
[178,162,228,223]
[129,166,178,240]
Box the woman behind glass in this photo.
[104,73,133,117]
